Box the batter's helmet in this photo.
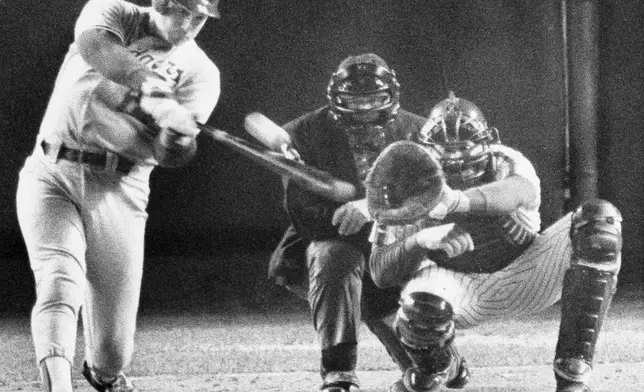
[153,0,220,18]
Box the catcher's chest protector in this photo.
[428,166,537,273]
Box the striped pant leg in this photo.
[402,213,573,329]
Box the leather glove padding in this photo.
[366,141,445,225]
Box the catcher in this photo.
[365,93,622,392]
[15,0,220,391]
[269,53,427,392]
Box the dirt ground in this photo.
[2,263,641,392]
[2,363,643,392]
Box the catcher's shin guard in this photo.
[554,199,622,386]
[395,292,469,391]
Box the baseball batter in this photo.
[367,94,622,392]
[15,1,220,391]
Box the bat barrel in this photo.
[244,112,293,151]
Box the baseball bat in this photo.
[243,112,292,151]
[101,85,355,202]
[199,124,356,203]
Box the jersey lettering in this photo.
[129,49,184,85]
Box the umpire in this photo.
[269,53,426,392]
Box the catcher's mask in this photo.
[153,0,220,18]
[417,92,500,187]
[327,53,400,129]
[366,141,445,225]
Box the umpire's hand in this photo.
[332,198,371,236]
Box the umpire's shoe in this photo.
[82,361,138,392]
[321,370,360,392]
[402,346,470,392]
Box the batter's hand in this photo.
[152,127,197,168]
[136,72,175,98]
[415,223,474,258]
[157,127,194,148]
[332,198,371,236]
[139,94,200,138]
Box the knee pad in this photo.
[570,199,622,272]
[394,292,455,351]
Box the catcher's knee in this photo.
[394,291,455,350]
[570,199,622,273]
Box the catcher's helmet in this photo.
[418,92,500,187]
[327,53,400,128]
[153,0,220,18]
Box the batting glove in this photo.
[156,127,194,148]
[126,67,175,97]
[139,95,200,138]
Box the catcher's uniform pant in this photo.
[403,212,573,329]
[16,147,152,376]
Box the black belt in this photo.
[41,141,135,174]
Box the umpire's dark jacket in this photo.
[269,106,427,287]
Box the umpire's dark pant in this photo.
[287,239,408,375]
[284,239,364,374]
[306,240,364,351]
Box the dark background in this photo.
[1,0,643,314]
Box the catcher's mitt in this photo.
[366,141,445,225]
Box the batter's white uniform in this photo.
[16,0,219,375]
[370,144,573,329]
